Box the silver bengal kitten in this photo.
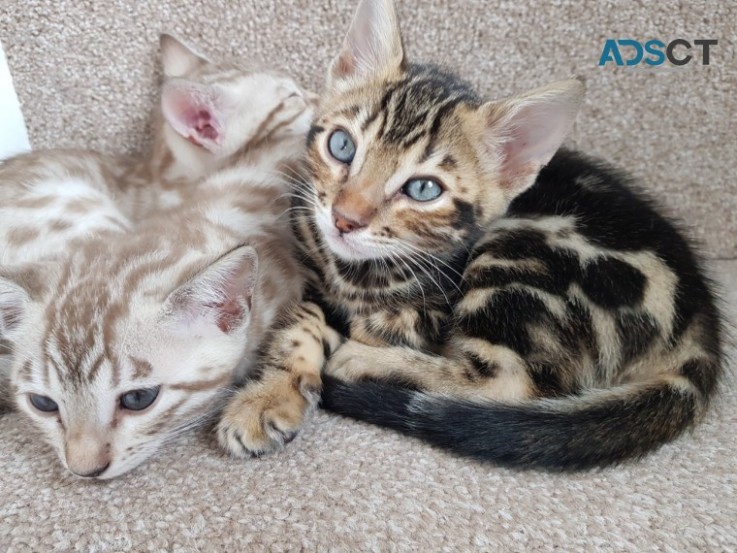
[0,39,314,478]
[217,0,724,470]
[0,34,254,409]
[0,34,222,409]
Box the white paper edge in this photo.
[0,40,31,161]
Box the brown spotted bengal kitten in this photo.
[0,40,316,478]
[217,0,724,470]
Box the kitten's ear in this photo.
[0,278,30,338]
[161,83,228,152]
[163,246,259,337]
[160,33,210,78]
[329,0,405,90]
[477,78,585,197]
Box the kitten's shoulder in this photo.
[1,148,110,167]
[532,148,638,196]
[0,148,122,184]
[508,148,658,221]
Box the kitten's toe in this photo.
[216,372,320,458]
[216,411,287,458]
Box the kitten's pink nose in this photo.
[333,207,366,234]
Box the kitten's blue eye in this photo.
[120,386,160,411]
[402,178,443,202]
[29,394,59,413]
[328,129,356,164]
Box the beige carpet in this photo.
[1,1,736,551]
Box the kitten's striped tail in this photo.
[320,361,719,470]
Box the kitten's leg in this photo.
[217,302,341,457]
[324,338,535,402]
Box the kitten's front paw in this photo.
[217,372,321,458]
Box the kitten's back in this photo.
[0,149,133,266]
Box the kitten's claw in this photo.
[216,372,320,458]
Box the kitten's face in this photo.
[159,34,315,170]
[1,246,258,479]
[308,70,496,263]
[306,0,583,265]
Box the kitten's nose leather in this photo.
[71,462,110,478]
[65,431,112,478]
[333,207,366,234]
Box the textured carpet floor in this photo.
[0,262,735,551]
[1,1,736,551]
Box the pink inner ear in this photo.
[162,85,223,150]
[206,299,244,334]
[191,110,218,144]
[497,104,572,189]
[166,247,257,336]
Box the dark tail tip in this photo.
[321,374,704,471]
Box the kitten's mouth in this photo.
[323,228,371,261]
[316,210,379,261]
